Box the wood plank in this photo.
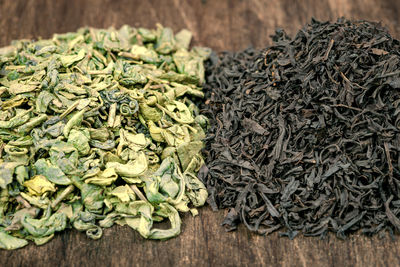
[0,207,400,267]
[1,0,400,266]
[1,0,400,50]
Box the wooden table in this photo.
[1,0,400,266]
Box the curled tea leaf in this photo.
[0,231,28,250]
[23,175,56,196]
[67,129,90,156]
[148,203,181,240]
[34,159,71,185]
[63,109,85,137]
[60,49,86,67]
[84,168,118,186]
[0,162,24,189]
[21,213,67,237]
[106,152,148,178]
[109,185,135,203]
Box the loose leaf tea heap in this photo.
[201,18,400,238]
[0,24,210,249]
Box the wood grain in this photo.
[1,0,400,266]
[1,0,400,50]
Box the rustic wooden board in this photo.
[1,0,400,266]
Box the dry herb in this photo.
[200,18,400,239]
[0,24,210,249]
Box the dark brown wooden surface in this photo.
[1,0,400,266]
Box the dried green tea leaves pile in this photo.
[200,18,400,238]
[0,24,210,249]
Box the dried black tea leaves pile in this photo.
[200,18,400,238]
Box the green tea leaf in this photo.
[36,91,55,113]
[0,231,28,250]
[8,83,37,95]
[0,162,23,189]
[23,175,56,196]
[34,159,71,185]
[85,168,118,186]
[106,152,148,178]
[148,203,181,240]
[155,26,176,54]
[21,213,67,237]
[67,129,90,156]
[60,49,86,67]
